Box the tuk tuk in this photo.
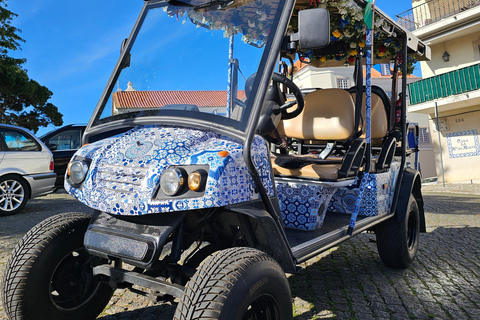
[2,0,430,319]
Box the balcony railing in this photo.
[408,63,480,105]
[396,0,480,31]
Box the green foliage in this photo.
[0,0,63,133]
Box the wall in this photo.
[420,32,480,77]
[406,112,437,178]
[294,66,355,89]
[429,105,480,183]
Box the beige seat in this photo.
[350,91,388,143]
[272,89,365,180]
[279,89,356,141]
[349,86,397,171]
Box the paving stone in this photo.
[351,302,371,314]
[463,307,480,319]
[373,311,391,319]
[355,312,376,320]
[390,311,411,320]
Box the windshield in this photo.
[91,0,284,133]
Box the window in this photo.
[337,78,349,89]
[419,127,430,144]
[473,39,480,61]
[0,129,40,151]
[380,63,391,76]
[44,129,82,150]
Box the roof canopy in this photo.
[290,0,430,70]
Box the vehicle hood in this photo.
[66,125,273,215]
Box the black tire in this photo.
[376,195,420,268]
[0,175,29,216]
[174,247,292,320]
[2,212,114,320]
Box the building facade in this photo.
[397,0,480,183]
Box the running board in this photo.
[93,264,184,299]
[291,213,394,263]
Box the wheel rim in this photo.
[0,179,25,212]
[407,210,418,251]
[243,294,280,320]
[49,248,102,311]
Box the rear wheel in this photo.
[376,195,420,268]
[174,247,292,320]
[0,175,29,216]
[2,212,114,320]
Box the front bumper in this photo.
[84,211,186,269]
[23,172,56,198]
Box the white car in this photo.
[0,124,56,216]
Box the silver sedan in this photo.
[0,124,56,216]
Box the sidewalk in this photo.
[422,182,480,195]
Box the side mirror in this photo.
[289,8,330,50]
[48,144,58,151]
[120,38,131,69]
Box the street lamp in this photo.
[442,51,450,62]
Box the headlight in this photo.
[160,168,185,196]
[67,160,88,184]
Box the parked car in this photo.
[0,124,56,216]
[40,124,86,189]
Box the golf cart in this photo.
[2,0,430,319]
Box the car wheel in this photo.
[376,194,420,268]
[0,175,29,216]
[2,212,114,320]
[174,247,292,320]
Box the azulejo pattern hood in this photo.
[66,125,273,215]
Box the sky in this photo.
[6,0,414,136]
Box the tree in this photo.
[0,0,63,133]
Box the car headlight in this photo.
[160,168,185,196]
[67,160,89,184]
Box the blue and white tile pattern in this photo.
[66,125,273,215]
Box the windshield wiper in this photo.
[194,0,235,11]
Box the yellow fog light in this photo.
[188,171,202,192]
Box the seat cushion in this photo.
[273,153,342,169]
[271,154,342,180]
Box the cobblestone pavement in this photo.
[1,185,479,320]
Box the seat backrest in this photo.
[349,86,391,141]
[279,89,356,142]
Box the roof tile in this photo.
[113,90,246,109]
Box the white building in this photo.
[397,0,480,183]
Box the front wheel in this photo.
[376,195,420,268]
[174,247,292,320]
[1,212,114,320]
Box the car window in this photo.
[45,129,82,150]
[0,129,40,151]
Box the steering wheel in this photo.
[271,73,304,120]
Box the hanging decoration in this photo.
[161,0,417,72]
[289,0,417,73]
[163,0,277,47]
